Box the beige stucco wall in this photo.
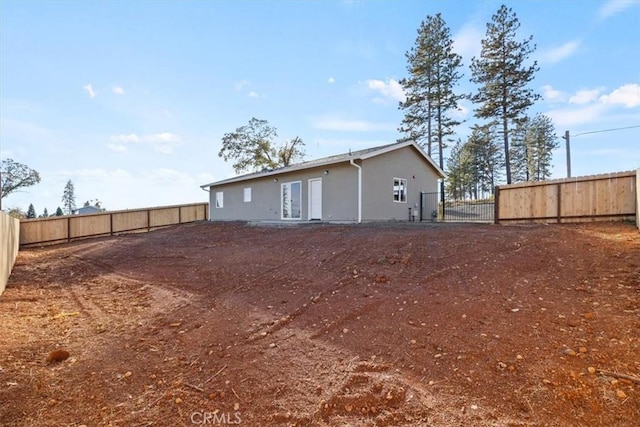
[1,211,20,296]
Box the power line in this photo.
[572,125,640,138]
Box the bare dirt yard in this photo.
[1,221,639,426]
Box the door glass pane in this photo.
[282,184,290,218]
[291,182,301,219]
[282,182,301,219]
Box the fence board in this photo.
[150,207,180,227]
[1,212,20,296]
[20,217,68,245]
[20,202,208,247]
[496,171,636,224]
[112,210,148,233]
[70,214,111,238]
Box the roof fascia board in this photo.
[201,141,445,188]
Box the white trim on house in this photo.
[393,177,407,203]
[280,180,302,220]
[308,178,322,220]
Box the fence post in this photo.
[419,192,424,221]
[556,183,562,224]
[494,186,500,224]
[178,206,182,224]
[67,216,71,242]
[110,212,114,236]
[147,209,151,231]
[636,169,639,230]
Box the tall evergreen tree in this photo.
[469,124,503,196]
[525,114,558,181]
[55,207,64,216]
[399,13,465,170]
[40,207,49,218]
[470,5,540,184]
[510,118,531,183]
[446,139,473,200]
[511,114,557,182]
[62,179,76,214]
[27,203,36,219]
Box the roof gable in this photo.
[201,140,445,188]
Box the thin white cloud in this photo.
[248,91,261,98]
[111,133,140,143]
[109,132,182,154]
[113,86,125,95]
[453,23,483,61]
[311,115,395,132]
[542,84,565,102]
[107,143,127,152]
[366,79,405,103]
[546,104,608,128]
[569,88,603,105]
[452,100,472,119]
[541,40,580,64]
[83,84,97,99]
[599,83,640,108]
[61,168,133,179]
[598,0,640,19]
[328,77,336,84]
[149,132,180,143]
[234,80,251,91]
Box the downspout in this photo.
[200,186,211,221]
[349,159,362,223]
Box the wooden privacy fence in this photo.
[494,170,637,224]
[1,211,20,296]
[20,202,208,247]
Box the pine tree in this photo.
[510,114,557,182]
[40,207,49,218]
[469,124,503,197]
[399,13,465,170]
[27,203,36,219]
[446,139,471,200]
[62,180,76,214]
[526,114,558,181]
[470,5,540,184]
[510,118,531,183]
[55,207,64,216]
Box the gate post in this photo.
[419,192,424,221]
[494,186,500,224]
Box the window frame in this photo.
[393,178,407,203]
[281,181,302,220]
[215,191,224,208]
[243,187,252,203]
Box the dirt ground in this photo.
[1,221,639,426]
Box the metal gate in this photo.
[420,192,494,223]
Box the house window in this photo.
[244,187,252,202]
[281,181,301,219]
[215,191,224,208]
[393,178,407,203]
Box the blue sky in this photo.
[1,0,639,213]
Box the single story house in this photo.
[74,205,102,215]
[201,140,445,223]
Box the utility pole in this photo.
[562,130,571,178]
